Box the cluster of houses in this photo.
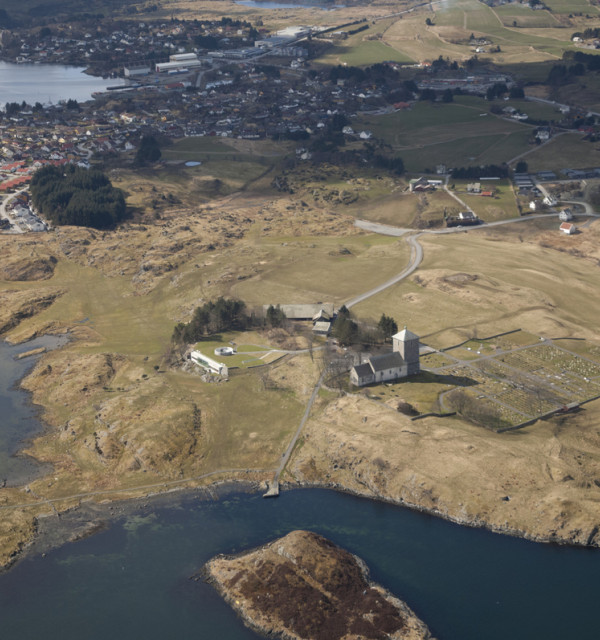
[0,161,32,192]
[0,187,47,232]
[417,73,514,94]
[1,18,263,73]
[188,310,422,389]
[262,303,336,336]
[1,12,434,171]
[0,48,403,182]
[502,105,528,121]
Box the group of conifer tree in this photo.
[30,164,126,229]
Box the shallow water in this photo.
[0,62,125,107]
[0,336,68,485]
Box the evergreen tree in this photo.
[172,298,249,343]
[378,314,398,342]
[266,305,286,328]
[515,161,528,174]
[135,135,161,166]
[332,306,358,346]
[30,165,126,229]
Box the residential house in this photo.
[409,177,432,192]
[559,208,573,222]
[560,222,576,235]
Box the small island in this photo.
[203,530,434,640]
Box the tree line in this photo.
[172,298,251,343]
[331,306,398,347]
[451,164,508,179]
[30,164,126,229]
[172,298,400,349]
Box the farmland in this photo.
[3,0,600,574]
[356,102,534,172]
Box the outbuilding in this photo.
[560,222,576,235]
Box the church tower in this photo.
[392,327,420,375]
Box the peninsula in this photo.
[1,0,600,592]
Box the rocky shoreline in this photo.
[283,479,598,549]
[286,395,600,551]
[202,530,435,640]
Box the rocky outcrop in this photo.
[0,289,63,335]
[289,395,600,548]
[0,255,57,281]
[203,530,434,640]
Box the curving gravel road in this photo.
[348,206,600,309]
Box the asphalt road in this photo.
[348,207,600,309]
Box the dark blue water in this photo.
[0,338,598,638]
[0,488,598,640]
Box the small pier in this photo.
[262,479,279,498]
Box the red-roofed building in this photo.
[560,222,576,235]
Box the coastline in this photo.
[0,335,70,488]
[280,480,597,549]
[3,467,598,577]
[0,478,263,574]
[0,338,598,575]
[2,483,600,640]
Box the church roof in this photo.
[352,363,373,378]
[368,351,405,372]
[392,328,419,342]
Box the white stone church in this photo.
[350,328,420,387]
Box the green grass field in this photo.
[315,18,415,66]
[449,179,520,221]
[498,98,561,121]
[163,137,235,155]
[544,0,598,14]
[319,39,415,67]
[494,5,560,28]
[522,132,596,172]
[194,333,283,369]
[354,100,534,172]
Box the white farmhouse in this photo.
[559,208,573,222]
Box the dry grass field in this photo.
[524,132,599,173]
[380,0,576,65]
[3,0,600,567]
[352,220,600,347]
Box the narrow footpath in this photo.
[264,369,326,497]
